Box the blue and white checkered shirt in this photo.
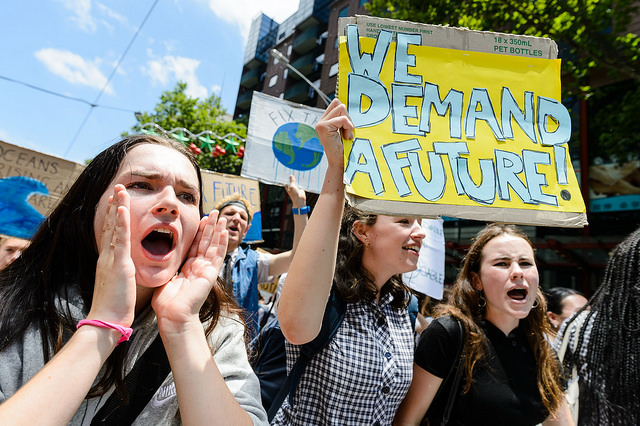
[553,310,594,366]
[271,292,414,425]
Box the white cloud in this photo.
[95,2,127,25]
[143,55,208,99]
[163,40,178,54]
[207,0,299,41]
[60,0,97,33]
[211,84,222,95]
[34,48,113,94]
[59,0,129,33]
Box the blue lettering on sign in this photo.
[343,24,572,206]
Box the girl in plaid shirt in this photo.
[274,100,426,425]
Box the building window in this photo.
[287,45,292,56]
[283,69,288,80]
[334,36,339,49]
[339,6,349,17]
[360,0,368,6]
[329,62,339,77]
[269,74,278,87]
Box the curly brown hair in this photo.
[214,193,254,223]
[436,223,564,417]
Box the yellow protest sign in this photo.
[200,170,263,243]
[337,19,587,227]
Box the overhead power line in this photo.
[64,0,160,157]
[0,75,137,113]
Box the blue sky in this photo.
[0,0,299,163]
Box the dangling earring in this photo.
[478,293,486,308]
[532,298,539,309]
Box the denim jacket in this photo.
[231,246,260,334]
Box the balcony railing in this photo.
[236,91,253,110]
[290,52,317,78]
[240,68,260,89]
[293,27,319,54]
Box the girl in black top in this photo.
[394,223,573,426]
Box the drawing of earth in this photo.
[272,122,324,171]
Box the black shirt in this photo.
[415,316,548,426]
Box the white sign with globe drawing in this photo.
[242,92,327,194]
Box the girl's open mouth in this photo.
[142,228,175,257]
[403,245,420,255]
[507,288,528,301]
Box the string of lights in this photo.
[139,122,246,158]
[64,0,160,157]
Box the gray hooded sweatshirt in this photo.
[0,286,268,425]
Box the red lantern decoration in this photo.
[211,145,226,157]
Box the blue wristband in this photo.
[292,206,310,215]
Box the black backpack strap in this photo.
[91,332,171,425]
[266,364,293,421]
[266,290,347,421]
[407,292,419,330]
[440,318,465,425]
[252,319,288,415]
[259,290,278,331]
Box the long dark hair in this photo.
[333,203,409,308]
[0,134,241,400]
[545,286,584,315]
[563,226,640,425]
[437,223,564,416]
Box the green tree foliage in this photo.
[588,79,640,163]
[366,0,640,97]
[126,82,246,175]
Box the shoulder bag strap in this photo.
[91,332,171,425]
[559,316,581,424]
[441,318,465,425]
[557,323,572,363]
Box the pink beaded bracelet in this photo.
[76,319,133,345]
